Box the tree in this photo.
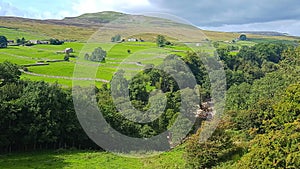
[213,41,220,48]
[84,47,107,62]
[156,35,166,47]
[0,35,8,48]
[237,120,300,169]
[239,34,247,41]
[0,61,21,86]
[111,34,121,42]
[185,122,234,169]
[16,37,26,45]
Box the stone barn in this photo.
[65,48,74,54]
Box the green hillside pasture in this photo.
[0,27,49,40]
[1,42,114,62]
[21,74,105,88]
[106,42,157,60]
[27,62,75,77]
[0,51,35,64]
[21,74,73,87]
[2,41,214,87]
[0,45,70,63]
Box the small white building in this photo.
[29,40,38,44]
[128,38,137,42]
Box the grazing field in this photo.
[1,34,298,88]
[0,147,186,169]
[1,41,213,87]
[0,27,49,40]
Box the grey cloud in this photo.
[148,0,300,26]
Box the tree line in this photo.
[0,62,98,152]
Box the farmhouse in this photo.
[128,38,138,42]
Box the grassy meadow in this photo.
[0,147,186,169]
[0,40,214,87]
[1,35,298,87]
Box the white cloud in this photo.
[0,0,25,17]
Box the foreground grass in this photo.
[0,147,186,169]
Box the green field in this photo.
[1,37,295,87]
[0,147,186,169]
[0,27,49,40]
[0,41,213,87]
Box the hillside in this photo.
[0,11,298,42]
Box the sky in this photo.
[0,0,300,36]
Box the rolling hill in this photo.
[0,11,298,42]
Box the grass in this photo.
[21,74,74,87]
[0,27,49,40]
[4,41,208,87]
[0,147,186,169]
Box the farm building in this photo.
[65,48,74,54]
[38,41,49,44]
[29,40,38,44]
[128,38,138,42]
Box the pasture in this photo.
[0,41,213,87]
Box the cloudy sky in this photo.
[0,0,300,36]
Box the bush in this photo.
[50,38,64,45]
[156,35,166,47]
[111,34,121,42]
[23,67,29,72]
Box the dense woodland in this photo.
[0,42,299,168]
